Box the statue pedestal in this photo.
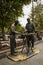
[6,48,40,62]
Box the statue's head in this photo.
[15,20,19,26]
[27,18,30,23]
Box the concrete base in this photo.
[6,48,40,62]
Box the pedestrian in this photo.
[10,20,19,56]
[26,18,35,54]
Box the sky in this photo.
[18,0,43,28]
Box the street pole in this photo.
[31,0,37,22]
[31,0,34,22]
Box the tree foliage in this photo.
[0,0,30,28]
[30,4,43,31]
[15,23,25,32]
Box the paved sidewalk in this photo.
[0,41,43,65]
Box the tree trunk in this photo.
[2,26,5,41]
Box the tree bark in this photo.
[2,26,5,41]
